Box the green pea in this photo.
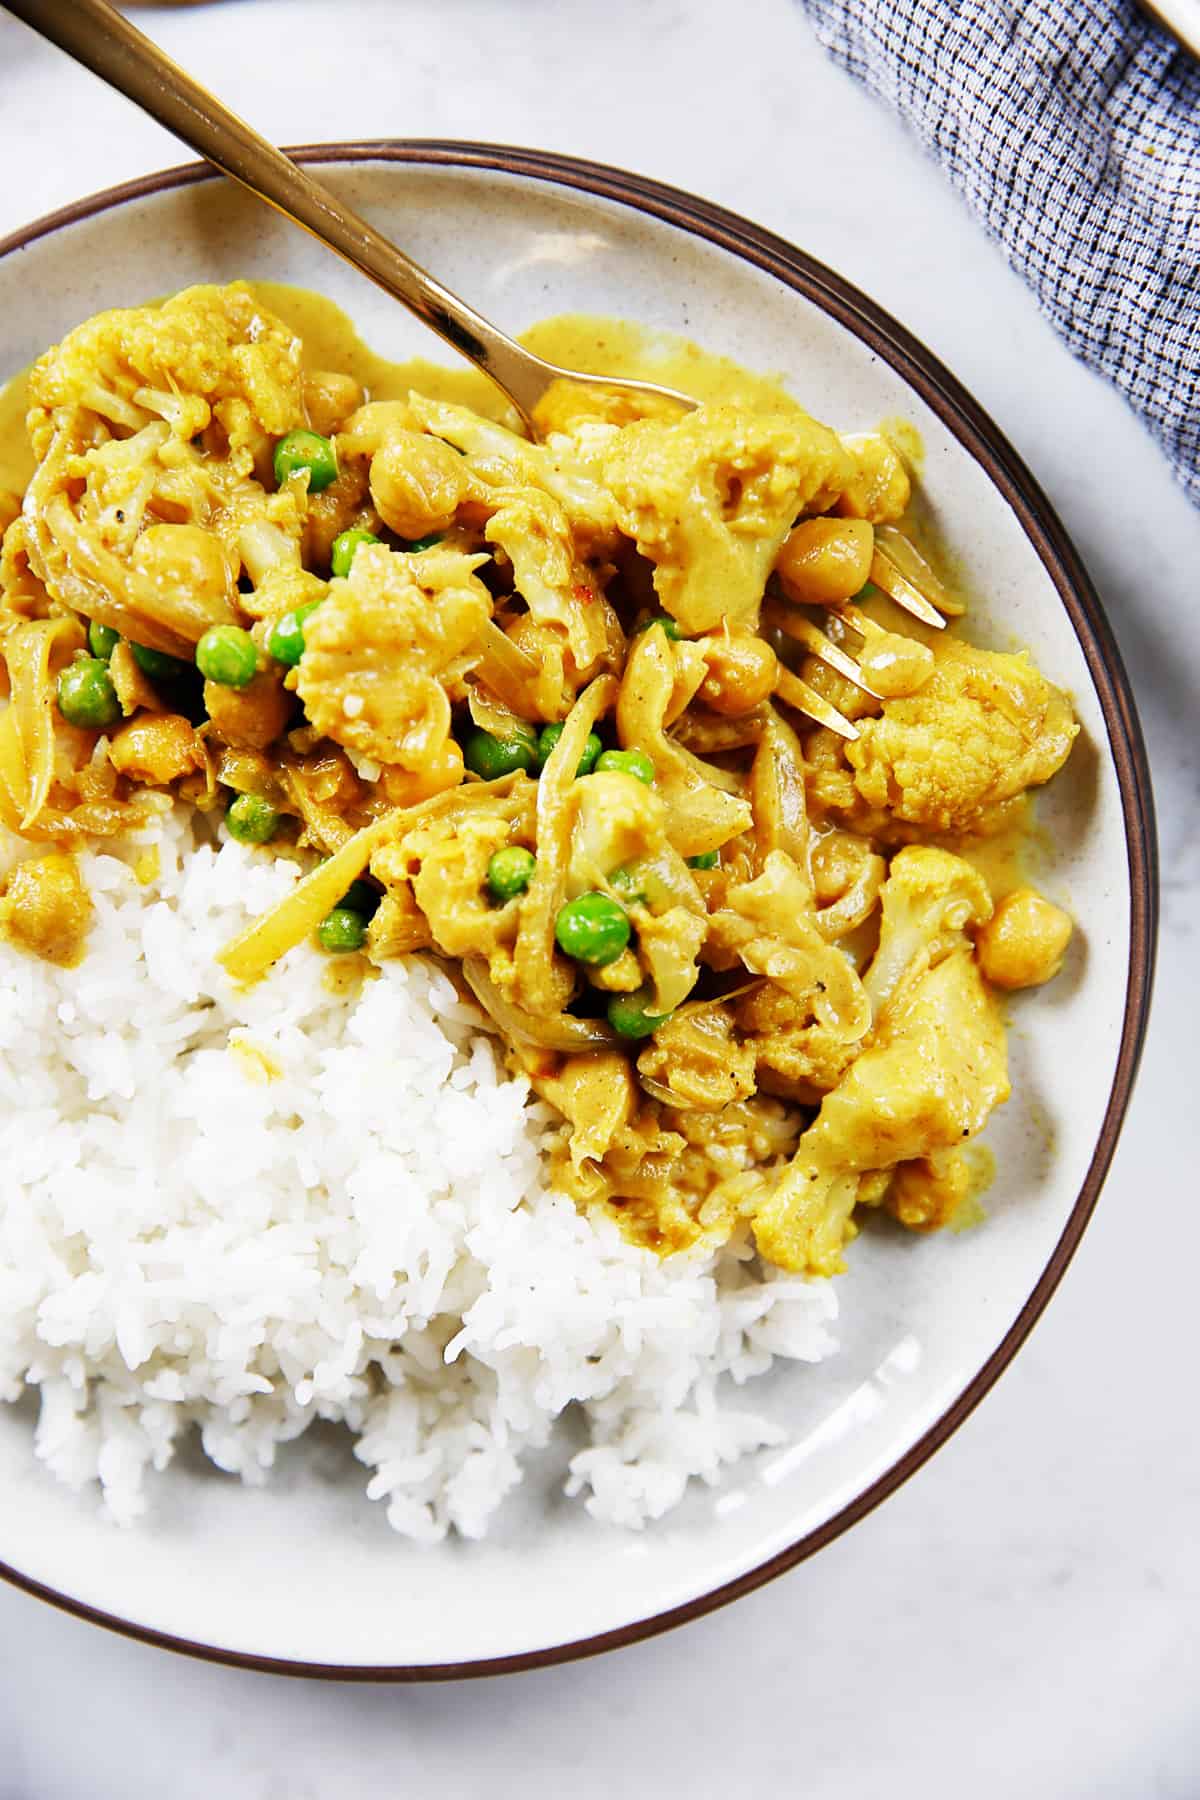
[607,864,646,906]
[317,906,367,954]
[633,614,683,640]
[56,657,121,730]
[87,620,119,661]
[196,625,259,689]
[464,724,538,780]
[131,641,190,682]
[330,528,381,579]
[338,878,381,919]
[405,533,444,552]
[487,846,536,901]
[607,991,671,1039]
[594,747,655,786]
[688,851,719,870]
[554,892,631,966]
[273,429,338,493]
[266,600,323,669]
[226,793,280,845]
[536,723,603,776]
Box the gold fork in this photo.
[767,525,959,739]
[7,0,953,739]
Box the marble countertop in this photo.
[0,2,1196,1795]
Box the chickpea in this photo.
[776,517,874,607]
[302,463,374,570]
[303,370,365,438]
[698,630,778,716]
[130,525,237,619]
[976,887,1074,990]
[0,853,91,968]
[108,713,204,786]
[203,669,293,751]
[798,655,879,722]
[369,432,466,540]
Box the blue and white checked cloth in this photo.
[797,0,1200,505]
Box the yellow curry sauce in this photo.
[0,282,1078,1277]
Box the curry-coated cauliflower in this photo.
[486,487,614,679]
[864,844,993,1017]
[26,282,305,467]
[10,285,310,657]
[845,638,1078,836]
[602,404,850,634]
[404,394,620,545]
[295,543,491,770]
[732,982,862,1103]
[753,946,1010,1274]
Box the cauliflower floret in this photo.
[564,770,707,1015]
[864,844,993,1016]
[710,850,872,1042]
[486,487,616,680]
[370,779,537,964]
[12,286,310,657]
[753,947,1010,1273]
[405,811,520,959]
[602,403,850,634]
[976,886,1073,989]
[566,769,667,897]
[732,982,860,1103]
[295,543,490,771]
[833,432,911,524]
[26,282,304,466]
[886,1149,972,1230]
[404,395,619,544]
[637,1001,757,1111]
[845,638,1078,836]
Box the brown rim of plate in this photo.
[0,141,1158,1683]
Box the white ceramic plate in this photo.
[0,146,1155,1677]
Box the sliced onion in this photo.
[470,618,545,722]
[219,812,398,984]
[632,847,705,916]
[637,1073,686,1109]
[462,956,616,1051]
[7,616,82,828]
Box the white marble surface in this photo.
[0,1,1196,1794]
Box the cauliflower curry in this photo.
[0,282,1078,1277]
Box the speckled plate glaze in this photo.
[0,144,1156,1679]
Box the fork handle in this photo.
[4,0,554,421]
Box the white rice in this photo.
[0,810,837,1540]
